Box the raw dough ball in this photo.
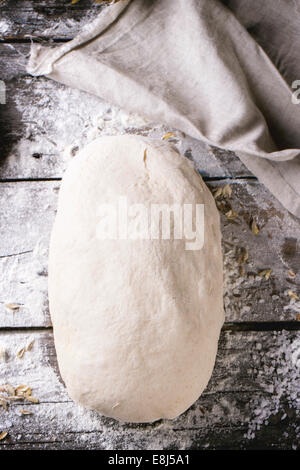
[49,135,224,423]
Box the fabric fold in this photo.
[27,0,300,217]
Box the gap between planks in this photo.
[1,321,299,334]
[0,176,258,184]
[0,37,72,44]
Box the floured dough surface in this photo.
[49,135,224,423]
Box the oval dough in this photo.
[49,135,224,423]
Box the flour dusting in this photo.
[0,19,10,37]
[245,331,300,446]
[10,77,164,177]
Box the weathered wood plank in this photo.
[0,0,102,41]
[0,423,298,450]
[0,180,299,328]
[0,44,251,179]
[221,182,300,323]
[0,329,299,449]
[0,181,57,327]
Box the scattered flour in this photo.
[32,7,101,39]
[0,19,10,37]
[245,331,300,444]
[11,77,163,175]
[284,296,300,316]
[0,332,115,436]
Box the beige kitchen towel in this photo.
[27,0,300,217]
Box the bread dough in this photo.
[49,135,224,423]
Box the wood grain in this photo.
[0,0,103,41]
[0,180,299,328]
[0,329,298,449]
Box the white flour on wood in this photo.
[245,331,300,445]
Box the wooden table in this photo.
[0,0,299,450]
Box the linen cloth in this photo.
[27,0,300,217]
